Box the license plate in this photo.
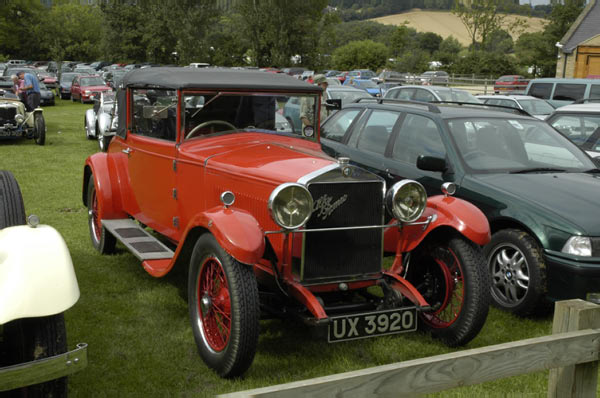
[328,307,417,343]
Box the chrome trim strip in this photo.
[0,343,88,392]
[265,215,435,235]
[297,162,339,185]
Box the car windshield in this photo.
[176,92,320,141]
[60,73,79,83]
[357,80,378,88]
[518,99,554,115]
[329,90,370,104]
[447,117,596,173]
[80,77,105,86]
[433,88,480,103]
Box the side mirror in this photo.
[416,155,447,172]
[325,98,341,110]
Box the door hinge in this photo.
[173,217,179,229]
[172,188,177,200]
[173,159,177,172]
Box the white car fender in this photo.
[0,224,80,324]
[85,108,96,138]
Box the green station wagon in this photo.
[321,99,600,316]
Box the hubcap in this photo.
[489,243,529,307]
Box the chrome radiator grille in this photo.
[300,180,383,283]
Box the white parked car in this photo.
[546,101,600,158]
[0,170,87,396]
[84,91,117,151]
[476,94,555,120]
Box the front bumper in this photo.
[545,250,600,301]
[0,343,87,391]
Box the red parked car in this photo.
[82,68,491,378]
[493,75,529,94]
[70,75,112,103]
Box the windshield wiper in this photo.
[510,167,566,174]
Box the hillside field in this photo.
[372,9,547,45]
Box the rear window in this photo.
[590,85,600,99]
[553,84,586,102]
[528,83,553,99]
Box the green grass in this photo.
[0,99,595,397]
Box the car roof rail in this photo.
[431,101,533,117]
[573,98,600,104]
[354,97,441,113]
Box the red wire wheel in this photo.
[420,247,464,328]
[406,234,490,347]
[86,177,115,254]
[188,233,260,378]
[197,256,232,352]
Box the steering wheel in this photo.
[463,150,486,161]
[186,120,236,140]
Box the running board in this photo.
[101,219,174,261]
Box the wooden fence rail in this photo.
[219,300,600,398]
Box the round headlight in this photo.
[268,183,313,230]
[14,114,24,124]
[386,180,427,223]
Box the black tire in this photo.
[86,177,116,254]
[0,315,68,398]
[0,171,68,397]
[484,229,546,316]
[33,113,45,146]
[406,233,490,347]
[188,233,260,378]
[0,170,26,228]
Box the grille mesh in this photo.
[0,107,16,123]
[301,181,383,282]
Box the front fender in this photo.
[83,153,126,220]
[0,225,80,324]
[384,195,491,253]
[85,109,96,138]
[185,207,265,265]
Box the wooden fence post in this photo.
[548,299,600,398]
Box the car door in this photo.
[327,109,402,185]
[320,108,366,158]
[387,113,449,196]
[71,77,80,100]
[121,89,179,238]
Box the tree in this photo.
[434,36,463,66]
[418,32,443,54]
[235,0,330,68]
[0,0,45,60]
[332,39,388,71]
[482,29,513,53]
[453,0,525,50]
[100,2,147,63]
[36,4,102,64]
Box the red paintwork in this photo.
[84,84,490,322]
[70,75,111,102]
[384,195,490,255]
[493,75,529,93]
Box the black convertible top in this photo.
[120,67,321,93]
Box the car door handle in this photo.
[122,147,133,156]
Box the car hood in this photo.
[180,133,335,185]
[470,172,600,235]
[82,85,110,91]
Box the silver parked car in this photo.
[476,95,555,120]
[384,85,481,104]
[84,90,117,151]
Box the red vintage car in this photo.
[82,68,491,378]
[70,75,112,103]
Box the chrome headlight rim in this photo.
[386,180,427,223]
[562,236,592,257]
[268,182,314,230]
